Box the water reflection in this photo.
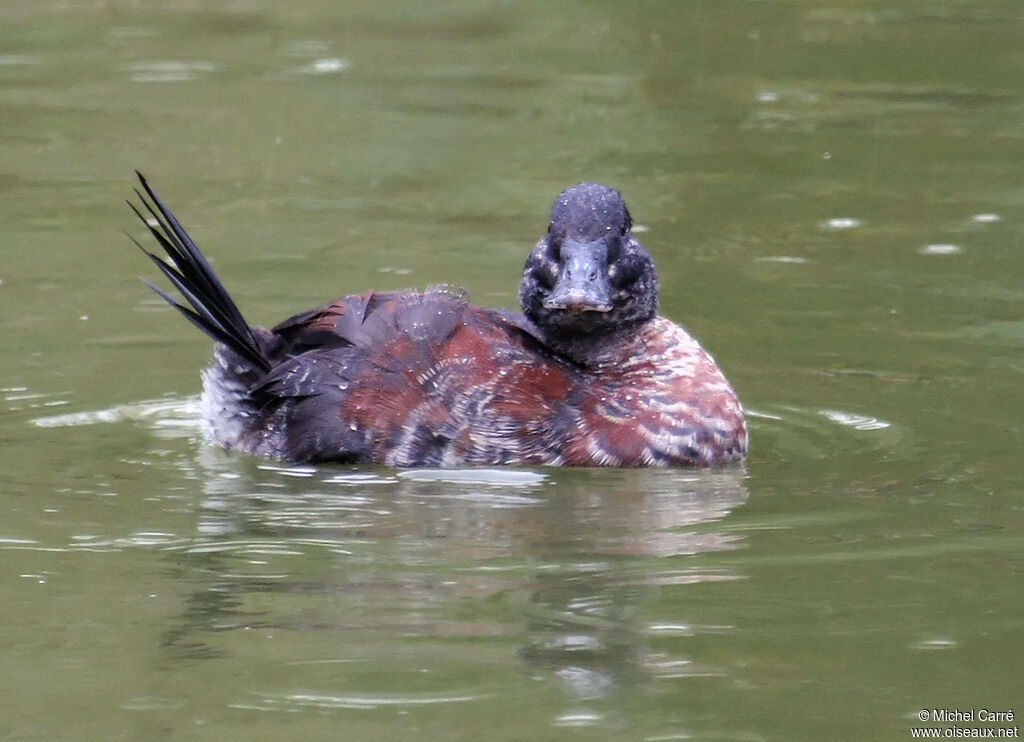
[30,396,749,723]
[510,470,745,724]
[162,455,748,719]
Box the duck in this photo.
[129,173,747,467]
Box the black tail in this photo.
[128,172,271,372]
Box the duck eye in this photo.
[539,262,558,288]
[547,237,561,262]
[605,235,623,262]
[534,252,558,288]
[610,256,641,287]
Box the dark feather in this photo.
[130,172,270,372]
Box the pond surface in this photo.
[2,1,1022,740]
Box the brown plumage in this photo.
[130,174,747,467]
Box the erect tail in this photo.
[128,171,271,372]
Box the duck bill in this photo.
[542,238,614,312]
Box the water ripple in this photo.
[234,689,488,712]
[819,408,891,431]
[127,60,216,83]
[5,385,71,413]
[750,403,902,461]
[31,396,201,431]
[397,468,547,486]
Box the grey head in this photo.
[519,183,659,357]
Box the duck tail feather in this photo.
[130,172,270,372]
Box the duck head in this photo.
[520,183,659,354]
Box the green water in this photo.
[2,1,1022,740]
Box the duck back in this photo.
[201,288,745,467]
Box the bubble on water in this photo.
[304,58,348,74]
[127,60,216,83]
[919,243,961,256]
[756,255,808,264]
[821,217,862,230]
[971,213,1000,224]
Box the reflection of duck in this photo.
[165,462,745,659]
[511,469,749,711]
[130,174,747,467]
[169,463,749,713]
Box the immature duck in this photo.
[130,173,747,467]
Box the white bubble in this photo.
[821,217,862,230]
[755,255,808,264]
[127,60,216,83]
[919,244,961,255]
[306,58,348,74]
[971,213,1001,224]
